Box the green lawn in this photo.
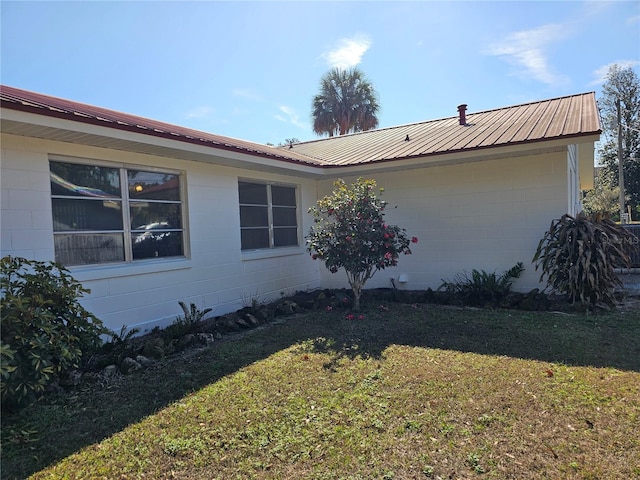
[2,303,639,479]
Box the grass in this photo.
[2,302,639,479]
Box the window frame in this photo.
[238,179,300,251]
[49,156,188,266]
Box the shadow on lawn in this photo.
[307,304,640,375]
[2,300,639,479]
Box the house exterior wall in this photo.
[316,151,569,293]
[1,133,321,333]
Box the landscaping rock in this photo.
[142,337,166,359]
[59,369,83,387]
[275,299,300,316]
[243,313,260,326]
[218,314,241,332]
[254,308,272,323]
[101,364,119,379]
[135,355,155,368]
[196,333,216,345]
[235,317,252,329]
[119,357,142,374]
[177,334,198,350]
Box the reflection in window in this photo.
[50,160,185,266]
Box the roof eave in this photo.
[313,133,601,176]
[0,107,328,178]
[0,99,324,169]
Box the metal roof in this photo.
[0,85,322,167]
[1,85,600,169]
[281,92,601,166]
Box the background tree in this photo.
[278,138,300,147]
[312,68,380,137]
[596,64,640,218]
[306,178,417,311]
[582,175,620,218]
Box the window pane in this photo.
[272,206,297,227]
[241,229,269,250]
[130,202,182,230]
[240,206,268,227]
[128,171,180,201]
[50,161,120,197]
[54,233,124,265]
[132,231,184,260]
[271,186,296,206]
[274,227,298,247]
[52,198,123,231]
[239,182,267,204]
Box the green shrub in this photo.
[533,213,638,306]
[1,256,106,409]
[162,301,212,341]
[439,262,525,306]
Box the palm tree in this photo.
[312,67,380,137]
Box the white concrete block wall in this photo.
[0,131,583,332]
[1,145,55,260]
[316,152,568,293]
[0,134,320,333]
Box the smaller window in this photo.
[238,181,298,250]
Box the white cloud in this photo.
[485,23,570,85]
[276,105,307,130]
[590,60,640,86]
[185,106,214,119]
[232,88,262,101]
[323,34,372,69]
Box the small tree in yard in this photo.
[306,178,418,311]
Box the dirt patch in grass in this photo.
[2,303,639,479]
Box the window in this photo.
[50,160,185,266]
[238,181,298,250]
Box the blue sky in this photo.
[1,1,639,146]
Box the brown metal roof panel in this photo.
[581,92,601,132]
[543,96,572,138]
[475,103,532,147]
[561,95,581,136]
[507,101,551,143]
[491,102,542,144]
[527,98,561,139]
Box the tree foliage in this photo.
[306,178,417,311]
[582,174,620,218]
[596,64,640,215]
[312,68,380,137]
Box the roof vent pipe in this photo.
[457,104,467,126]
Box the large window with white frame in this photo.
[238,180,299,250]
[50,159,185,266]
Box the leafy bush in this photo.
[533,213,638,306]
[306,178,418,311]
[439,263,525,306]
[1,256,106,409]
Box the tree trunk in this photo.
[352,285,362,312]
